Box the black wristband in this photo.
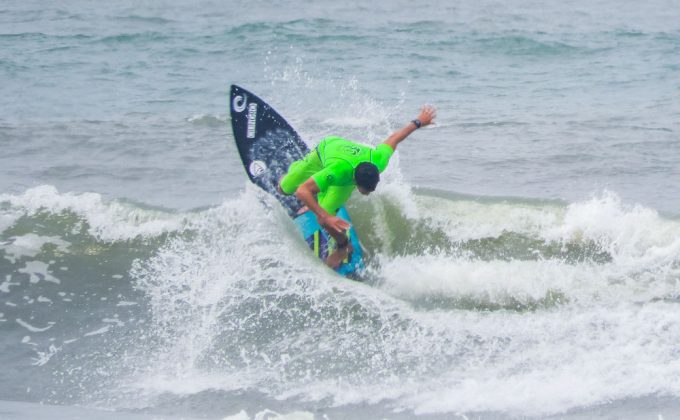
[411,119,422,129]
[337,238,349,249]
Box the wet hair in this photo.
[354,162,380,192]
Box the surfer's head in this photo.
[354,162,379,195]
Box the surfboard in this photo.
[229,85,364,277]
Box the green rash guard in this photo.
[312,136,394,192]
[279,136,394,214]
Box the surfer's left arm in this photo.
[383,105,437,151]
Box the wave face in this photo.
[2,185,680,418]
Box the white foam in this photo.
[381,255,584,304]
[0,275,21,293]
[378,190,680,301]
[33,344,61,367]
[84,326,110,337]
[130,190,324,380]
[253,410,314,420]
[544,191,680,262]
[403,305,680,416]
[125,188,411,400]
[187,113,227,126]
[416,193,563,242]
[222,410,249,420]
[302,195,678,415]
[18,260,61,284]
[103,318,124,326]
[409,191,680,268]
[2,233,70,263]
[0,211,20,233]
[0,185,188,241]
[221,409,315,420]
[129,371,252,397]
[16,318,55,332]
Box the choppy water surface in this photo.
[2,0,680,418]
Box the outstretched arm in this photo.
[383,105,437,151]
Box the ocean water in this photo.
[1,0,680,418]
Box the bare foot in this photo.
[326,242,353,269]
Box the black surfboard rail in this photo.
[229,84,309,216]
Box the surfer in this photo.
[278,105,437,268]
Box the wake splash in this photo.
[123,187,680,416]
[2,185,680,417]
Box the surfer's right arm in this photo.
[383,105,437,151]
[295,178,350,235]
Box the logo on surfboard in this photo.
[247,102,258,139]
[249,160,267,177]
[233,95,247,113]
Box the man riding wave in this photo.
[278,105,437,268]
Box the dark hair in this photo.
[354,162,380,191]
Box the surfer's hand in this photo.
[320,215,350,234]
[417,105,437,127]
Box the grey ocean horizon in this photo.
[1,0,680,418]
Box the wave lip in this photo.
[0,185,187,241]
[375,190,680,309]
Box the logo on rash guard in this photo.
[249,160,267,177]
[233,95,247,113]
[342,145,361,156]
[246,102,258,139]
